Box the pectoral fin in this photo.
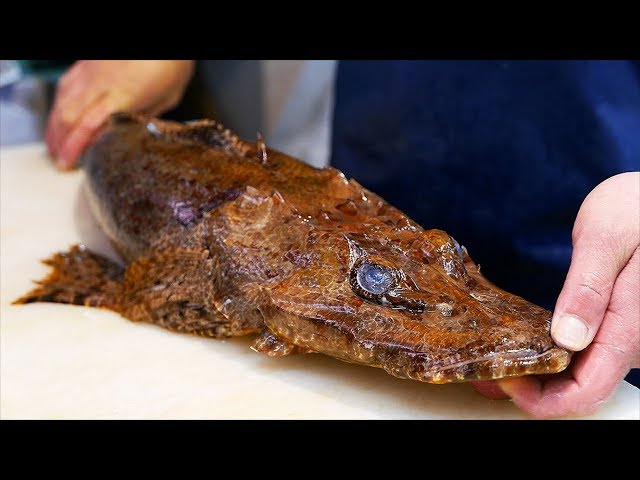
[251,329,314,356]
[119,248,252,338]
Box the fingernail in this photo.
[551,314,589,351]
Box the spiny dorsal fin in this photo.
[149,118,248,155]
[110,112,273,161]
[256,132,268,164]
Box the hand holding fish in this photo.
[477,172,640,418]
[45,60,195,170]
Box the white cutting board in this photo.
[1,143,638,420]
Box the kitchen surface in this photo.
[2,143,639,420]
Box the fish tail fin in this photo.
[12,245,124,309]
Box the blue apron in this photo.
[330,60,640,386]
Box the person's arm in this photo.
[478,172,639,418]
[45,60,195,170]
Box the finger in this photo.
[144,100,176,117]
[47,90,103,157]
[596,247,640,369]
[507,242,639,419]
[56,61,86,93]
[500,336,631,418]
[45,107,73,157]
[46,72,103,157]
[56,97,114,170]
[470,380,509,400]
[139,90,183,117]
[551,176,639,351]
[46,97,90,158]
[45,96,67,156]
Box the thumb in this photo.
[552,173,640,352]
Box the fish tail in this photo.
[12,245,124,309]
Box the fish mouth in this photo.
[417,347,572,384]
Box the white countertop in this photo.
[2,143,639,419]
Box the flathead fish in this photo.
[14,113,571,383]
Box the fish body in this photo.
[15,113,571,383]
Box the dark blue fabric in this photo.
[331,60,640,387]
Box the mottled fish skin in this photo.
[15,113,571,383]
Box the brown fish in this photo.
[14,112,571,383]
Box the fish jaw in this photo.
[380,345,572,384]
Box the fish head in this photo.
[266,221,571,383]
[208,176,571,384]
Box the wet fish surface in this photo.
[14,113,571,383]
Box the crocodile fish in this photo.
[14,112,571,384]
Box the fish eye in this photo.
[356,261,395,295]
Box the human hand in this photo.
[45,60,195,170]
[475,172,640,418]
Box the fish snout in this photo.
[377,291,572,384]
[418,346,572,384]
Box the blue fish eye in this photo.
[357,262,394,295]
